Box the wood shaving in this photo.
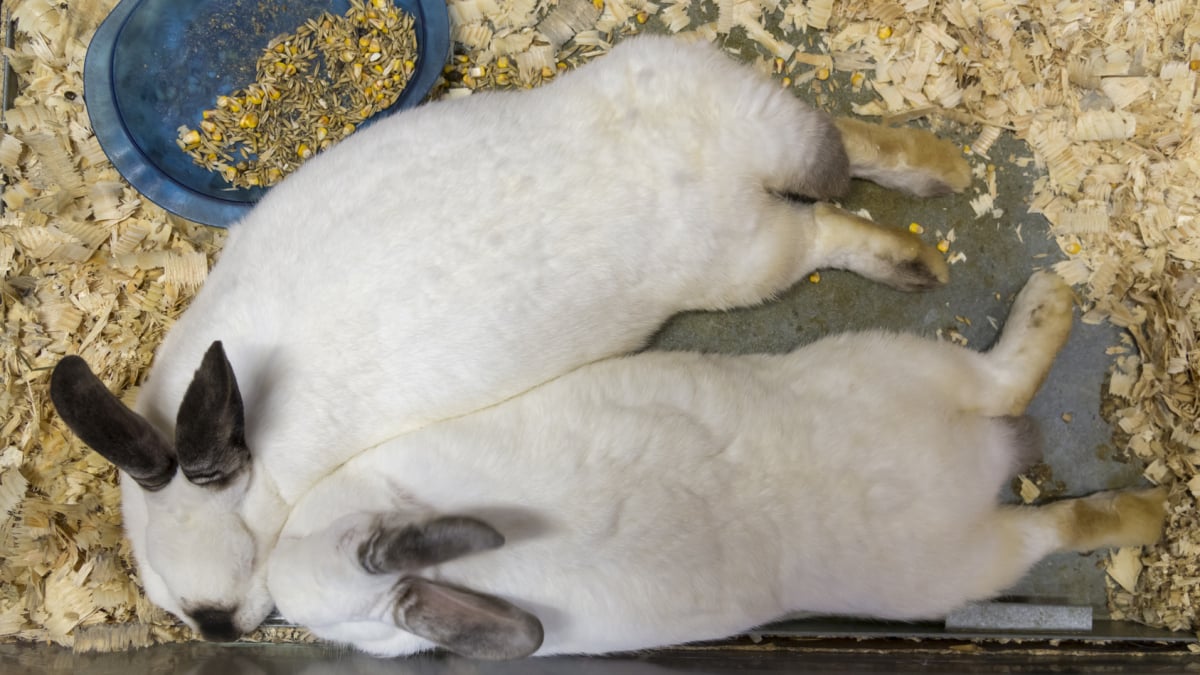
[3,0,1200,653]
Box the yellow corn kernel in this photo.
[456,55,469,64]
[635,10,648,23]
[210,129,223,141]
[462,75,476,88]
[267,168,283,183]
[353,62,364,80]
[470,66,487,78]
[244,173,261,186]
[808,272,821,284]
[204,152,217,162]
[1065,241,1081,255]
[315,126,329,142]
[850,72,864,86]
[268,88,282,100]
[592,0,603,9]
[239,112,259,129]
[936,240,950,253]
[1191,59,1200,71]
[202,109,216,120]
[497,56,510,69]
[781,76,792,87]
[297,143,312,159]
[961,45,970,55]
[246,90,263,105]
[496,73,510,85]
[227,99,242,113]
[222,165,238,181]
[556,61,568,71]
[774,57,785,74]
[963,145,971,154]
[404,59,416,75]
[877,26,893,39]
[908,222,924,234]
[342,123,356,135]
[178,129,201,148]
[373,64,385,75]
[199,120,217,135]
[371,0,386,7]
[816,67,830,80]
[543,66,556,78]
[216,95,231,108]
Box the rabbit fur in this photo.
[268,272,1166,658]
[50,35,973,641]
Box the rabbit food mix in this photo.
[175,0,418,189]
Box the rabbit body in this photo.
[133,35,859,498]
[270,274,1166,657]
[275,339,1020,656]
[54,35,971,640]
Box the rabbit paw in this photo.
[1009,271,1074,346]
[888,126,973,197]
[836,119,973,197]
[883,233,951,291]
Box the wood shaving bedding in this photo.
[1,0,1199,652]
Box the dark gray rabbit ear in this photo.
[393,577,544,660]
[50,355,177,491]
[358,516,506,574]
[175,341,250,488]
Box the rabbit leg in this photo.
[802,202,950,291]
[968,488,1167,598]
[690,200,948,310]
[973,271,1075,416]
[834,118,973,197]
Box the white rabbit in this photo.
[268,272,1166,659]
[50,35,972,641]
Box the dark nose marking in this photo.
[191,607,241,642]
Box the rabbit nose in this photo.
[191,607,241,642]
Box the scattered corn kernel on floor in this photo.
[2,0,1199,654]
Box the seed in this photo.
[908,222,924,234]
[877,26,893,39]
[808,272,821,284]
[178,129,201,149]
[936,240,950,253]
[239,112,259,129]
[816,67,830,80]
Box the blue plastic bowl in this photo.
[84,0,450,228]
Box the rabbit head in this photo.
[50,341,275,640]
